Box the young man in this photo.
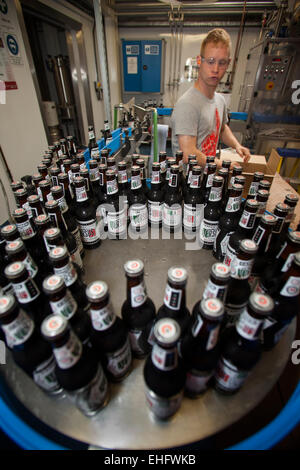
[171,28,250,167]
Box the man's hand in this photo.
[235,143,251,164]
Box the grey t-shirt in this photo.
[171,86,228,156]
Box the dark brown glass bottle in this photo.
[27,195,45,219]
[41,314,109,416]
[121,259,156,358]
[117,160,130,223]
[39,179,53,206]
[128,166,148,232]
[229,164,242,188]
[246,172,264,200]
[253,189,270,229]
[105,169,127,239]
[5,240,43,292]
[14,188,33,219]
[201,263,231,303]
[202,162,217,204]
[86,280,132,381]
[199,175,223,249]
[162,164,182,233]
[88,125,100,160]
[136,158,149,197]
[147,162,164,228]
[143,318,186,419]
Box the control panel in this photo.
[257,55,293,92]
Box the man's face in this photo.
[198,41,230,89]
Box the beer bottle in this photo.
[70,163,80,194]
[58,172,76,219]
[249,213,276,290]
[246,172,264,200]
[0,235,13,297]
[107,156,117,177]
[224,199,259,268]
[175,150,184,191]
[199,175,223,250]
[214,292,274,394]
[280,193,299,241]
[105,169,127,239]
[128,166,148,233]
[58,155,67,173]
[229,164,242,188]
[67,135,78,159]
[159,151,167,189]
[6,240,44,292]
[253,189,270,229]
[44,227,83,276]
[100,148,109,166]
[200,263,231,304]
[86,281,132,381]
[131,153,140,167]
[97,163,108,231]
[121,259,156,358]
[32,174,43,201]
[136,158,149,197]
[49,246,89,312]
[180,298,224,396]
[262,252,300,350]
[162,164,183,233]
[117,160,130,223]
[225,239,258,325]
[0,294,61,394]
[41,314,109,416]
[255,230,300,295]
[218,167,229,209]
[265,202,289,259]
[37,163,49,182]
[1,224,21,245]
[88,125,100,160]
[88,160,105,212]
[73,176,101,249]
[213,183,243,260]
[14,188,32,219]
[183,158,197,199]
[202,162,217,204]
[59,138,68,157]
[147,162,164,229]
[183,165,204,233]
[143,318,185,419]
[49,166,60,187]
[10,180,24,194]
[39,180,53,206]
[43,274,91,345]
[34,214,55,255]
[222,159,231,170]
[27,194,45,219]
[164,157,175,191]
[156,267,190,338]
[76,151,86,171]
[80,167,96,210]
[258,179,271,193]
[203,155,215,175]
[4,261,50,326]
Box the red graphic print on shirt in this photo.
[201,108,220,156]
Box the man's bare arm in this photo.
[177,135,207,167]
[220,124,251,163]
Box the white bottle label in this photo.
[163,204,182,227]
[183,204,203,229]
[207,324,221,350]
[209,187,222,201]
[239,210,256,229]
[164,284,182,310]
[219,231,233,257]
[23,254,38,279]
[203,279,227,302]
[33,355,61,393]
[148,201,163,223]
[206,173,214,188]
[89,167,99,181]
[200,219,218,244]
[13,278,40,304]
[224,243,237,268]
[50,290,78,319]
[54,263,77,287]
[15,220,36,239]
[118,169,128,184]
[230,257,253,280]
[130,282,147,307]
[151,170,160,184]
[2,310,34,348]
[75,186,88,202]
[53,330,82,369]
[77,219,100,244]
[236,309,264,340]
[152,344,177,371]
[90,303,116,331]
[215,357,248,392]
[226,197,240,212]
[107,209,127,235]
[131,175,142,190]
[107,179,118,195]
[91,147,100,158]
[129,204,148,228]
[106,338,132,378]
[280,276,300,297]
[248,181,259,196]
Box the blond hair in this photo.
[200,29,231,56]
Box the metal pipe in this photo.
[119,21,262,27]
[114,1,276,12]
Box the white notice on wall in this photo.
[127,56,137,74]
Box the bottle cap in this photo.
[259,179,271,189]
[212,175,223,185]
[51,186,63,195]
[168,267,188,285]
[39,180,51,188]
[293,251,300,267]
[239,239,258,255]
[211,263,231,280]
[249,292,274,315]
[45,200,59,210]
[246,199,259,209]
[235,175,246,185]
[13,208,27,219]
[41,314,69,340]
[124,259,144,277]
[257,189,269,198]
[1,224,18,238]
[200,298,224,319]
[254,172,264,179]
[5,240,24,255]
[231,183,243,192]
[0,294,17,318]
[274,202,289,215]
[86,281,108,302]
[43,275,65,295]
[288,231,300,244]
[261,213,276,225]
[15,188,27,197]
[154,318,181,346]
[45,228,61,240]
[285,193,299,205]
[4,261,26,280]
[27,195,40,204]
[49,246,68,262]
[34,214,50,225]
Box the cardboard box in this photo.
[220,148,281,197]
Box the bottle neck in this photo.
[238,207,257,231]
[89,298,116,331]
[191,312,221,351]
[278,262,300,298]
[1,308,35,349]
[151,343,178,371]
[75,185,88,203]
[127,275,147,308]
[252,223,273,254]
[52,330,83,369]
[163,281,186,312]
[230,255,254,280]
[235,307,265,341]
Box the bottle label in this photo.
[248,182,259,196]
[164,284,182,310]
[151,170,160,184]
[53,330,82,369]
[236,309,264,340]
[239,210,256,229]
[209,187,222,201]
[33,355,61,393]
[215,357,248,392]
[252,226,266,246]
[75,186,88,202]
[13,278,40,304]
[189,174,200,188]
[91,147,100,158]
[23,254,38,279]
[53,260,77,286]
[50,290,78,319]
[163,204,182,227]
[203,279,227,302]
[185,369,213,395]
[90,303,116,331]
[77,218,100,245]
[230,257,254,279]
[70,247,83,270]
[280,276,300,297]
[206,173,214,188]
[89,130,95,139]
[219,231,233,258]
[151,344,178,371]
[145,387,183,419]
[106,338,132,379]
[273,215,285,234]
[15,220,36,239]
[107,209,127,235]
[89,167,99,181]
[224,243,237,268]
[183,204,203,229]
[1,309,34,348]
[148,201,163,223]
[107,179,118,195]
[169,174,178,188]
[200,219,218,244]
[226,197,240,212]
[118,169,128,184]
[56,196,68,213]
[69,364,108,416]
[129,204,148,229]
[22,201,33,219]
[207,324,221,350]
[281,253,295,273]
[130,282,147,307]
[257,201,267,217]
[131,175,142,190]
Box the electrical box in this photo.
[121,39,163,93]
[256,54,293,92]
